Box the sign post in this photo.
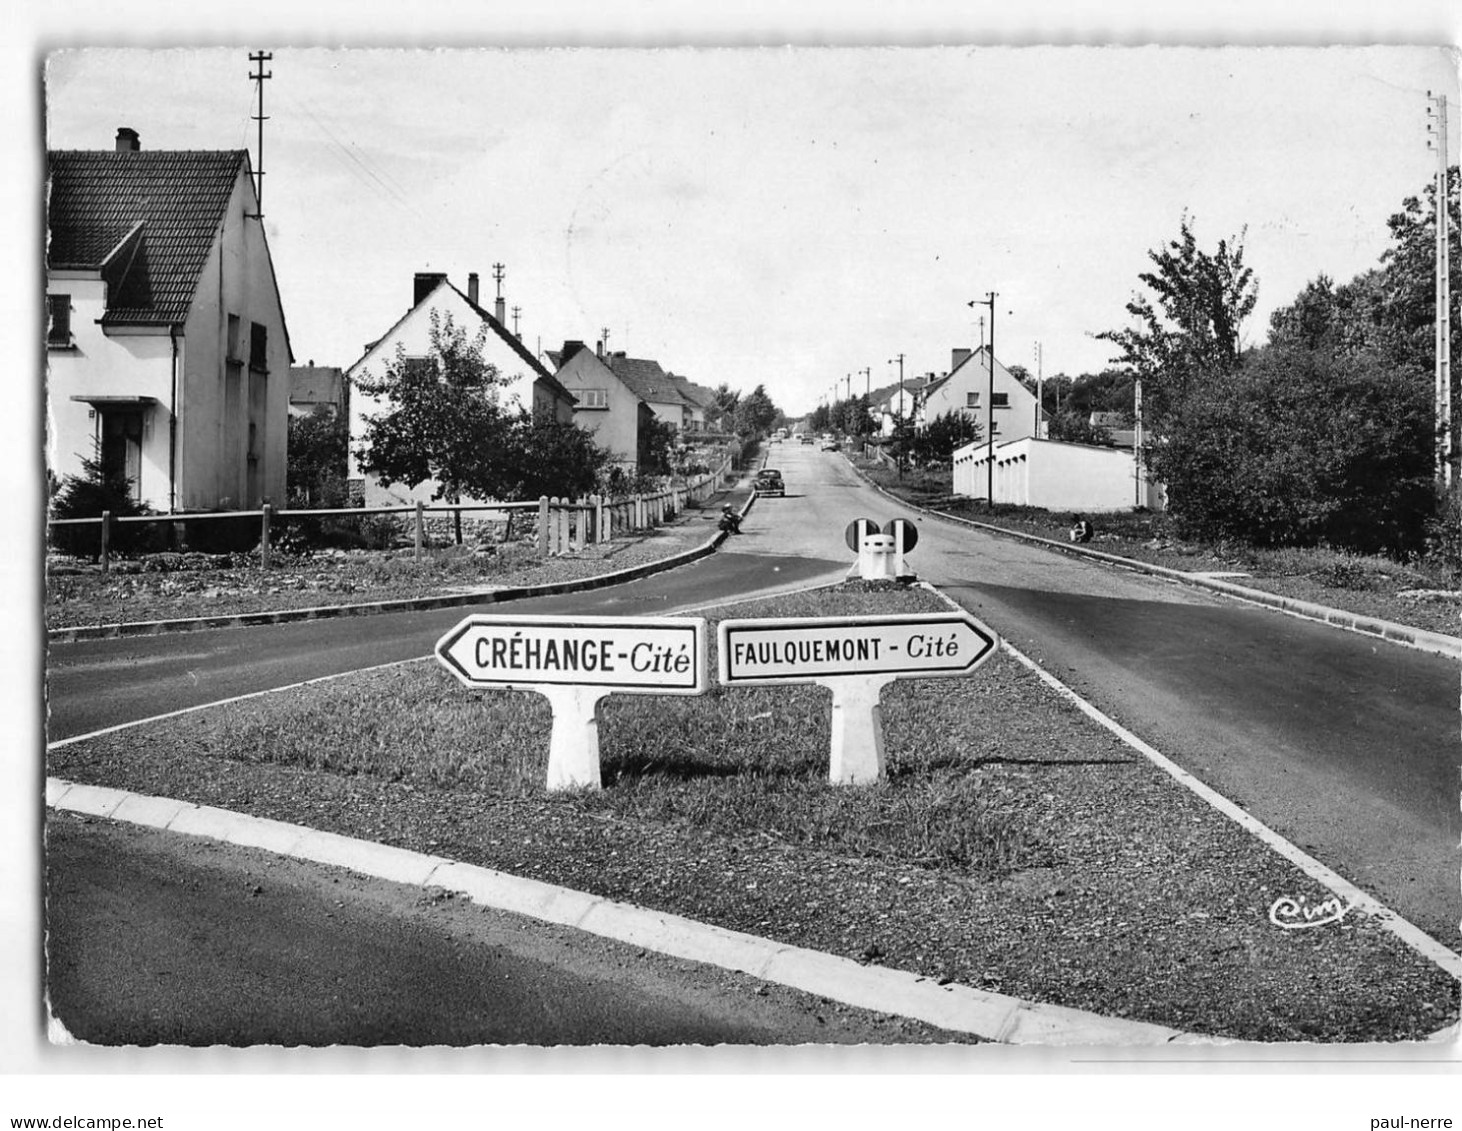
[718,611,999,784]
[436,614,707,790]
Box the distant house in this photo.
[289,362,347,419]
[550,340,654,473]
[46,127,293,511]
[919,347,1043,446]
[604,353,691,433]
[346,271,576,504]
[669,373,719,432]
[869,376,930,436]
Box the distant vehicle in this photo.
[754,468,785,496]
[820,439,838,451]
[799,434,815,445]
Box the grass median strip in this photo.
[46,581,1458,1042]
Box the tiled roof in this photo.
[606,355,688,405]
[449,283,577,405]
[47,149,249,326]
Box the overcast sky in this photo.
[43,45,1459,415]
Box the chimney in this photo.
[596,340,604,358]
[413,271,447,306]
[952,347,973,371]
[468,272,480,306]
[115,127,140,152]
[495,296,506,324]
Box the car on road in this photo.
[799,434,814,445]
[820,439,838,451]
[754,468,784,497]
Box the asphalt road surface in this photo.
[46,445,1461,947]
[45,811,965,1046]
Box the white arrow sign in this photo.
[719,611,997,685]
[436,614,707,790]
[437,615,706,692]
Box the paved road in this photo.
[47,445,1461,946]
[46,811,962,1046]
[764,445,1459,946]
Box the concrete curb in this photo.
[48,489,759,644]
[845,459,1462,659]
[46,776,1205,1046]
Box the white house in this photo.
[550,340,652,473]
[46,128,293,512]
[952,435,1165,512]
[920,346,1043,445]
[346,271,577,504]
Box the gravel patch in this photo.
[45,512,724,631]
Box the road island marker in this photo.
[436,614,707,790]
[718,610,999,784]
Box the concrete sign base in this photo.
[821,675,896,784]
[542,686,610,791]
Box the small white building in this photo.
[952,436,1165,513]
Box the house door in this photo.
[99,410,143,500]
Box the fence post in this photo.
[573,502,586,552]
[596,495,606,543]
[260,503,272,569]
[415,500,425,562]
[99,511,111,574]
[538,496,550,558]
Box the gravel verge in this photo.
[46,582,1459,1043]
[45,510,727,631]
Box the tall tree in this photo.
[1098,216,1258,426]
[353,311,510,502]
[732,384,780,438]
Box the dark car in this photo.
[754,468,785,496]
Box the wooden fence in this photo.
[49,454,736,574]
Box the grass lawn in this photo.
[854,460,1462,639]
[48,581,1458,1043]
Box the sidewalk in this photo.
[847,461,1462,660]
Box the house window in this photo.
[403,356,437,382]
[965,392,980,409]
[226,314,243,362]
[578,388,609,409]
[47,294,72,347]
[991,392,1010,409]
[249,322,268,372]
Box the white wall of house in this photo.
[182,171,291,510]
[46,274,175,510]
[953,436,1164,512]
[346,284,543,482]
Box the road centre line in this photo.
[46,655,430,750]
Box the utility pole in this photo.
[1034,341,1043,438]
[1428,91,1453,488]
[511,306,522,338]
[969,295,998,508]
[248,51,272,217]
[492,263,506,300]
[601,327,611,353]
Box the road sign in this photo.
[719,611,996,685]
[436,614,707,693]
[435,614,708,791]
[718,609,1000,786]
[844,518,881,553]
[883,517,918,554]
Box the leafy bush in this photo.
[1149,347,1433,556]
[49,448,157,558]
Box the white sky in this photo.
[42,44,1460,416]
